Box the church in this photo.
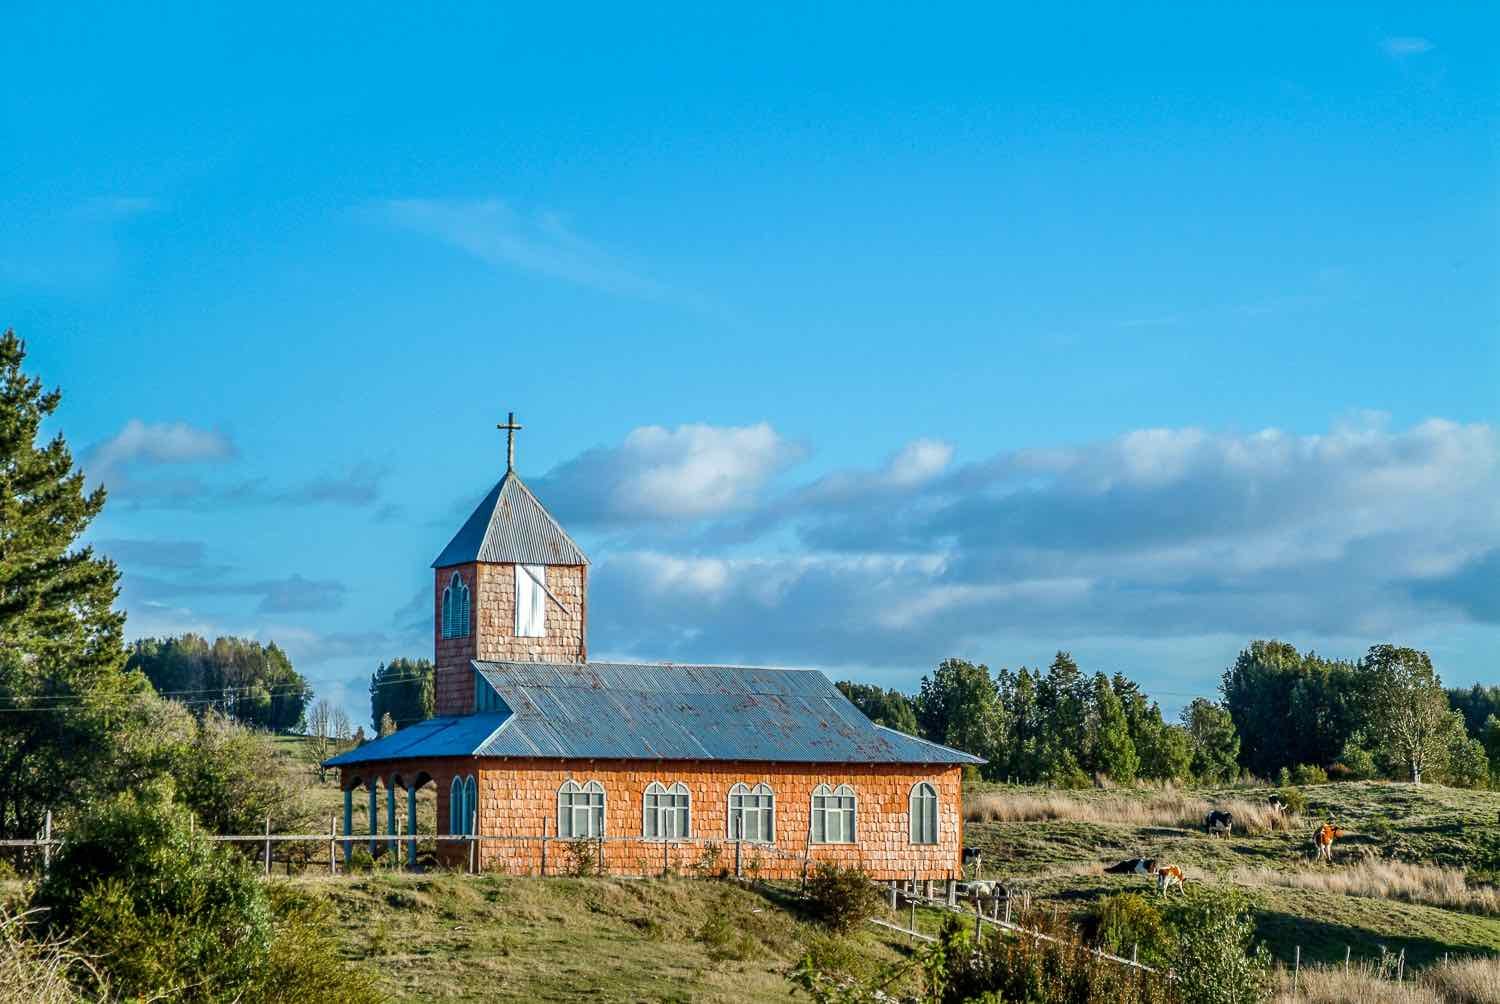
[328,417,980,880]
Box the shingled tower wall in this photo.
[433,560,587,715]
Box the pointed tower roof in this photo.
[432,471,589,568]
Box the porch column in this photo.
[342,788,353,866]
[368,783,378,856]
[407,784,419,868]
[386,781,398,857]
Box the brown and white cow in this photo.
[1155,865,1185,897]
[1314,822,1349,863]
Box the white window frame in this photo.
[442,572,470,639]
[642,781,691,840]
[909,781,939,845]
[727,782,775,843]
[515,564,547,638]
[557,779,605,839]
[810,783,857,844]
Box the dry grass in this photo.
[1273,955,1500,1003]
[1234,860,1500,917]
[965,789,1286,835]
[0,908,103,1004]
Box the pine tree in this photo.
[369,657,435,731]
[1090,673,1139,784]
[0,331,142,837]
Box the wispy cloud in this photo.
[369,198,677,301]
[84,419,235,474]
[1382,36,1434,56]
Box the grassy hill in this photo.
[316,873,920,1003]
[960,780,1500,968]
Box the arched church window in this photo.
[727,782,775,843]
[558,779,605,838]
[442,572,470,639]
[643,781,690,839]
[909,781,938,844]
[810,783,856,844]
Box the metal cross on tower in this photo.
[497,412,523,471]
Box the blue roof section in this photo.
[323,713,510,768]
[471,661,983,765]
[432,471,589,568]
[325,661,983,768]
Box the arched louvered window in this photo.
[810,783,856,844]
[909,782,938,844]
[442,572,471,639]
[727,782,775,843]
[558,779,605,838]
[643,781,690,839]
[449,774,477,835]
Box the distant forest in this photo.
[837,640,1496,789]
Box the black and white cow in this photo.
[1205,810,1233,838]
[1103,857,1158,876]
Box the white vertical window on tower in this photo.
[515,564,547,637]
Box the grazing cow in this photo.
[1104,857,1158,877]
[1314,822,1349,863]
[1205,810,1233,838]
[1267,795,1289,831]
[962,847,983,878]
[1155,865,1185,897]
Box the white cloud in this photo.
[85,419,235,475]
[537,422,806,524]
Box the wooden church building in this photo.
[328,418,980,879]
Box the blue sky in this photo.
[4,4,1496,727]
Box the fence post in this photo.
[263,815,271,877]
[468,810,477,874]
[663,838,669,877]
[42,811,52,875]
[1344,945,1350,975]
[597,835,604,875]
[1293,945,1300,993]
[329,816,337,876]
[735,839,742,879]
[541,818,548,878]
[947,874,956,907]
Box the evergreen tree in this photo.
[1182,698,1240,784]
[835,681,919,735]
[368,657,434,731]
[913,658,1007,773]
[1089,673,1139,784]
[0,331,144,837]
[127,634,312,732]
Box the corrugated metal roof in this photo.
[431,471,589,568]
[323,713,510,768]
[326,661,983,768]
[471,661,983,765]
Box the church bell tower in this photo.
[430,414,589,716]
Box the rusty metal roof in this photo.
[325,661,983,768]
[470,660,982,764]
[432,471,588,569]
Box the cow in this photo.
[1314,822,1349,863]
[1205,810,1233,838]
[962,846,983,879]
[1104,857,1158,877]
[1155,865,1185,897]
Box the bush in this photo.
[33,783,376,1003]
[695,901,758,962]
[563,837,601,877]
[174,710,309,835]
[804,864,885,935]
[1337,739,1379,781]
[0,905,105,1004]
[1167,888,1270,1004]
[1290,763,1328,785]
[34,783,273,1001]
[1275,787,1307,817]
[1082,893,1174,968]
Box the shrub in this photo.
[1082,893,1174,968]
[1275,787,1307,817]
[1167,888,1270,1004]
[347,847,375,873]
[804,864,884,934]
[563,837,600,877]
[34,783,273,1001]
[33,783,375,1004]
[174,710,310,835]
[695,904,758,962]
[1336,740,1379,780]
[1290,763,1328,786]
